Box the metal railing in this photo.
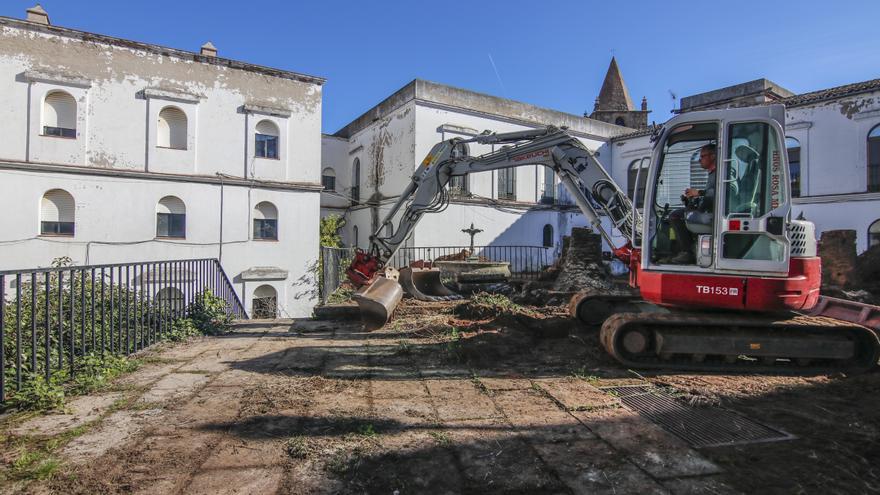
[0,258,246,403]
[319,245,556,304]
[320,246,357,304]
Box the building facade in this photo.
[320,79,630,264]
[0,7,325,317]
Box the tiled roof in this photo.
[610,125,657,141]
[780,78,880,107]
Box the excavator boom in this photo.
[348,126,639,327]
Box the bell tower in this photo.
[588,57,650,129]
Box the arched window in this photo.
[868,124,880,192]
[255,120,279,159]
[351,158,361,203]
[542,224,553,247]
[786,137,801,198]
[253,284,277,319]
[322,167,336,191]
[615,117,626,127]
[157,107,187,150]
[156,196,186,238]
[42,91,76,138]
[353,225,359,248]
[870,219,880,248]
[155,287,184,315]
[40,189,75,236]
[253,201,278,240]
[627,158,650,208]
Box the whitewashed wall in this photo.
[0,20,323,317]
[0,170,320,317]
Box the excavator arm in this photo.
[347,126,641,285]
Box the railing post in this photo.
[15,273,22,390]
[57,270,63,370]
[31,273,37,376]
[44,272,50,380]
[100,268,106,358]
[90,268,96,352]
[125,265,130,355]
[0,275,5,403]
[68,268,75,375]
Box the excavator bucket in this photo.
[352,276,404,330]
[398,267,463,301]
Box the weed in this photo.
[9,449,60,481]
[285,436,311,459]
[444,328,464,363]
[571,367,600,383]
[72,353,139,394]
[469,292,537,316]
[357,423,378,438]
[327,286,354,305]
[11,373,67,411]
[429,431,451,446]
[471,376,489,395]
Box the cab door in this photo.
[714,105,791,275]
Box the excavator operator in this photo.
[668,143,717,264]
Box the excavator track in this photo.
[599,312,880,374]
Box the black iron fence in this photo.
[320,247,357,304]
[320,245,556,303]
[0,258,246,403]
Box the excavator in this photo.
[346,105,880,373]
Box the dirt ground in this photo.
[2,298,879,494]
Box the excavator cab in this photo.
[642,105,792,278]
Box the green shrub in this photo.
[72,353,139,394]
[12,373,67,411]
[187,290,233,335]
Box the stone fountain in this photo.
[433,223,511,291]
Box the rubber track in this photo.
[600,311,880,374]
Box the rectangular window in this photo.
[498,168,516,201]
[869,137,880,192]
[787,146,801,198]
[157,213,186,238]
[255,134,278,159]
[449,175,469,197]
[724,122,785,217]
[43,126,75,138]
[253,219,278,240]
[322,175,336,191]
[40,221,74,236]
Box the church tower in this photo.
[588,57,649,129]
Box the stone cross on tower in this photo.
[461,223,483,257]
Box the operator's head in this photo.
[699,144,717,172]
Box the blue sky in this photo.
[6,1,879,133]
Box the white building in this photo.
[0,6,324,318]
[320,78,630,266]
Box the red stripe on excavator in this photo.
[634,257,821,312]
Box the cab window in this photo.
[649,122,718,262]
[721,121,787,262]
[724,122,785,217]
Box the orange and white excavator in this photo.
[346,105,880,373]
